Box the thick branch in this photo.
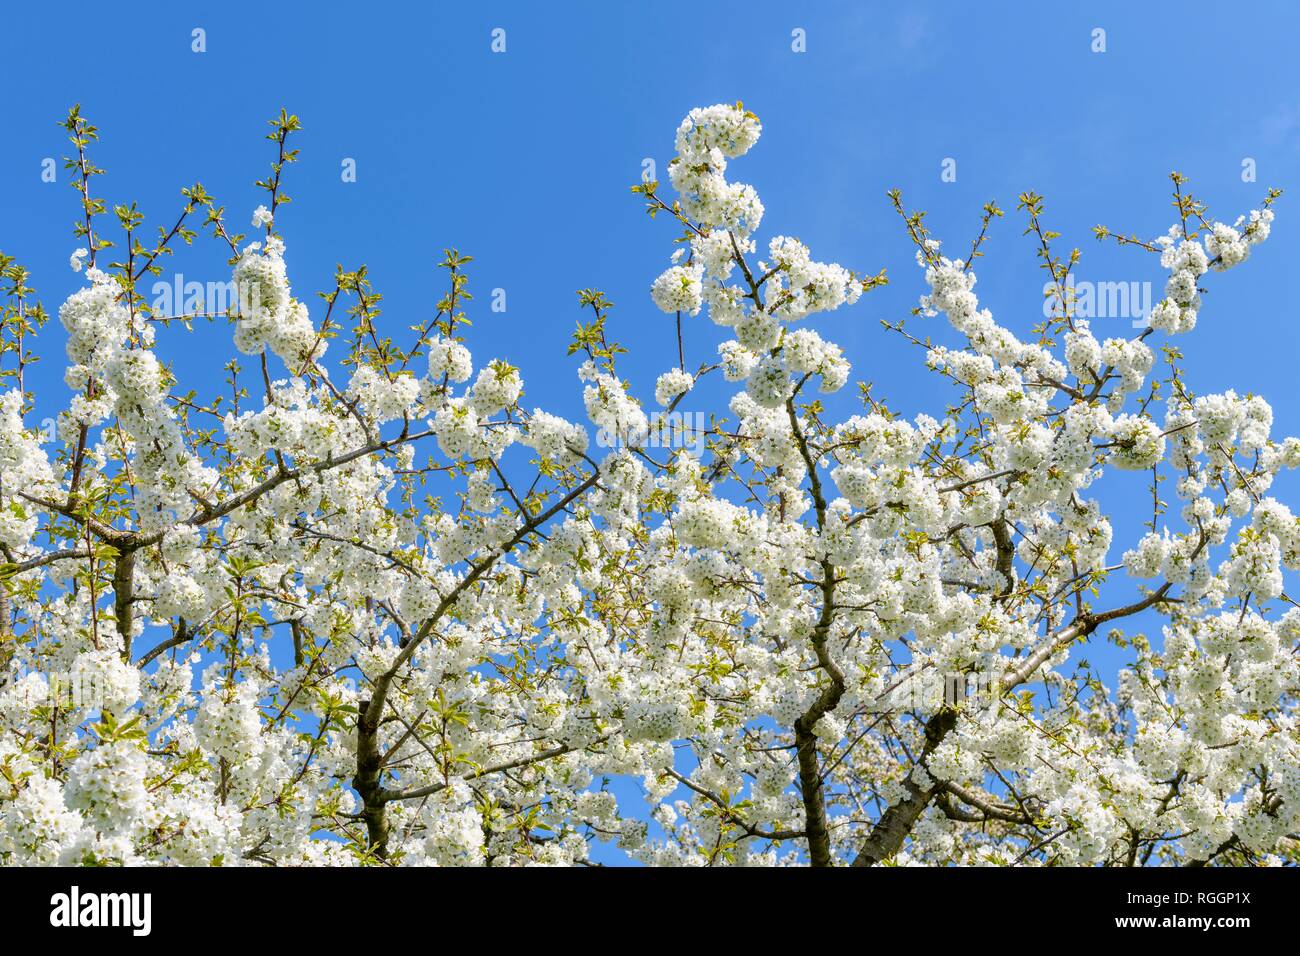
[786,396,846,866]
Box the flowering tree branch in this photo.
[0,103,1294,869]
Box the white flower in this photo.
[654,368,693,406]
[428,336,473,383]
[650,264,704,316]
[1,100,1296,869]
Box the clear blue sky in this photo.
[3,1,1299,863]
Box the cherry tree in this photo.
[0,102,1295,867]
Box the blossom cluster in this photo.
[0,104,1295,870]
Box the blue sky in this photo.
[3,1,1300,862]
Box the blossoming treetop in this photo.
[0,102,1294,866]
